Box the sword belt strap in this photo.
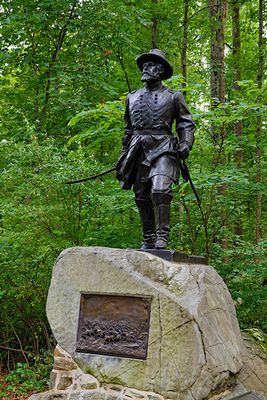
[132,129,171,135]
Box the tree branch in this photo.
[39,0,78,129]
[0,345,35,355]
[114,46,132,92]
[177,6,209,32]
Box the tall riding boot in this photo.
[135,198,156,249]
[151,192,173,249]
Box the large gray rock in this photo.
[46,247,243,400]
[237,332,267,399]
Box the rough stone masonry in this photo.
[46,247,243,400]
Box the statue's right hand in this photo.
[122,134,131,150]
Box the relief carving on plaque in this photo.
[76,294,152,359]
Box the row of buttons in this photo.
[132,93,160,129]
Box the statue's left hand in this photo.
[178,142,190,159]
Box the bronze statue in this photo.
[116,49,195,250]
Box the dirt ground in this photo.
[0,374,41,400]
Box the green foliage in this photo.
[0,352,52,395]
[0,135,141,370]
[243,328,267,354]
[214,241,267,331]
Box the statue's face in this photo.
[141,61,163,82]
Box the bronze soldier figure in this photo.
[116,49,195,250]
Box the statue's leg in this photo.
[133,163,156,250]
[134,198,156,249]
[150,175,173,249]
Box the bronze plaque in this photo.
[76,293,152,359]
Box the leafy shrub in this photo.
[214,240,267,331]
[1,352,52,395]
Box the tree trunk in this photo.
[209,0,227,105]
[209,0,228,253]
[31,32,40,125]
[181,0,189,98]
[39,1,77,131]
[255,0,264,243]
[231,0,243,238]
[232,0,243,167]
[152,0,158,48]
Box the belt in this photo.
[132,129,171,135]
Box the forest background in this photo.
[0,0,266,396]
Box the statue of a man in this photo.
[116,49,195,250]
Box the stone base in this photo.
[45,247,244,400]
[28,342,265,400]
[28,344,169,400]
[138,249,207,264]
[237,332,267,399]
[28,389,165,400]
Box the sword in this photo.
[179,159,201,204]
[65,166,116,184]
[65,139,138,185]
[66,154,201,205]
[65,149,201,204]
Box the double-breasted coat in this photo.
[116,84,195,189]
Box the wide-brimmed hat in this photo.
[136,49,173,80]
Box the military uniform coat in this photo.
[116,84,195,189]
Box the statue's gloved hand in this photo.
[178,142,190,160]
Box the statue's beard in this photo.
[141,71,160,82]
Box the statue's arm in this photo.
[174,92,195,159]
